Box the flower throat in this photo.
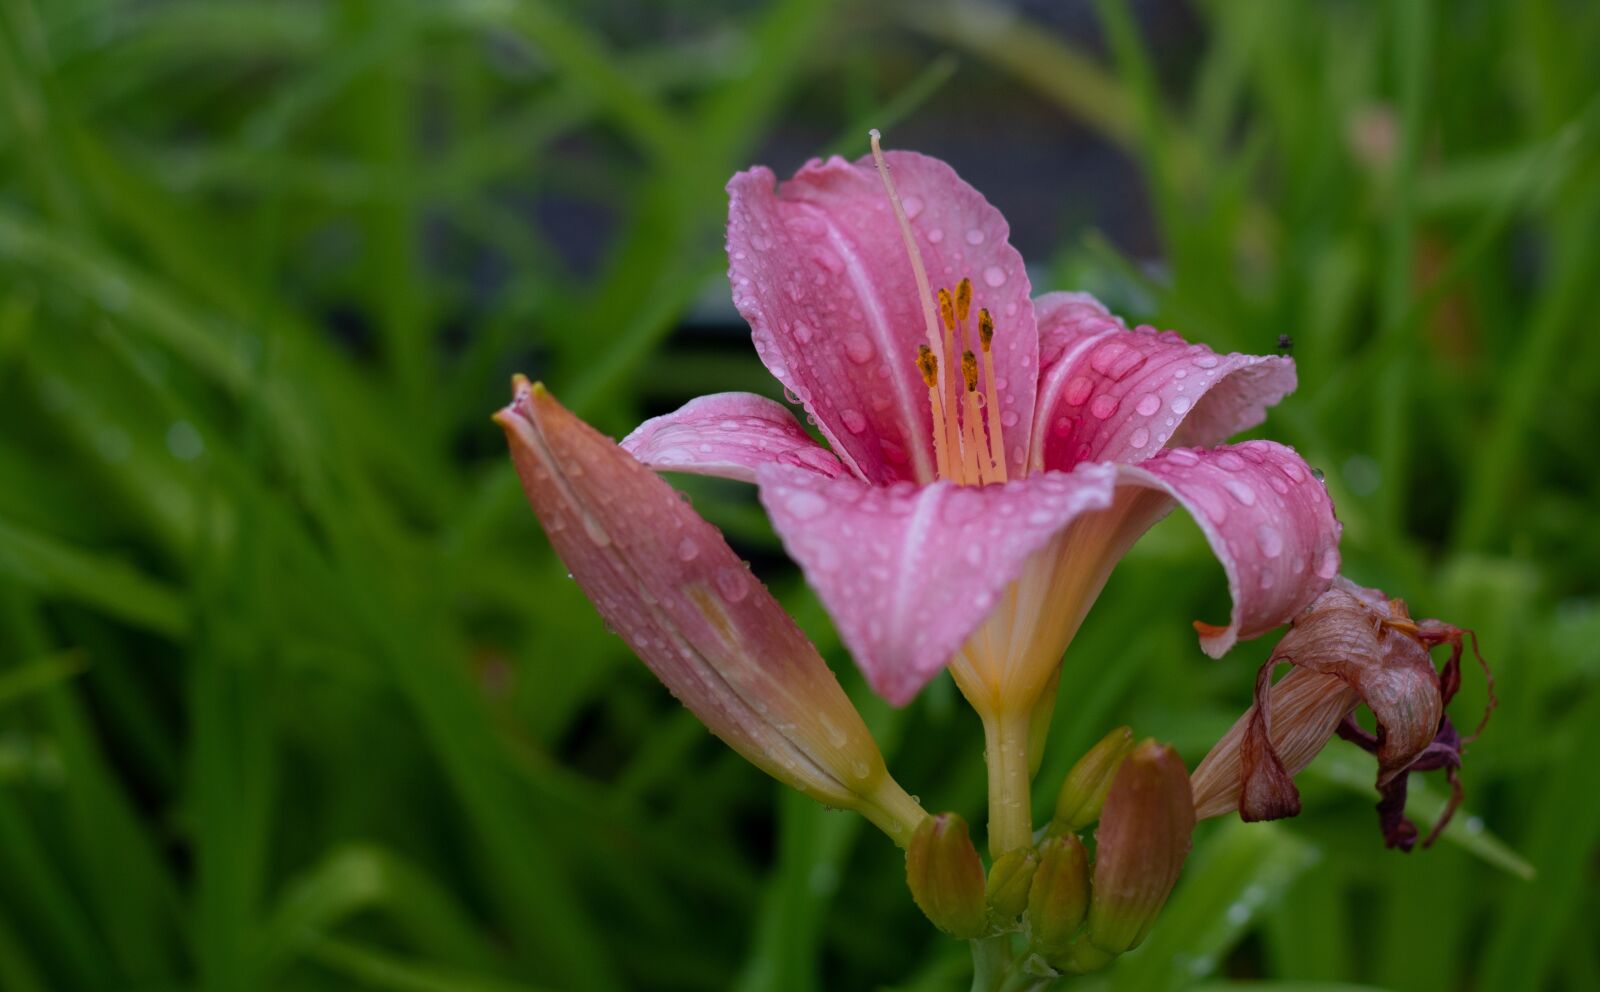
[870,130,1010,488]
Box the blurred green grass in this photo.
[1,1,1597,990]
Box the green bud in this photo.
[1087,740,1195,954]
[985,848,1038,924]
[906,813,987,939]
[1027,833,1089,954]
[1051,725,1135,833]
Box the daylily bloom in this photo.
[495,379,926,844]
[623,134,1343,735]
[1190,577,1495,849]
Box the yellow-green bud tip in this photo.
[1051,725,1136,833]
[906,813,988,940]
[1027,833,1089,954]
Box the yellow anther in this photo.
[978,308,994,351]
[938,287,956,333]
[917,344,940,388]
[956,278,972,323]
[962,351,979,392]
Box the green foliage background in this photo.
[1,1,1596,989]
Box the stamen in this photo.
[939,288,956,335]
[955,277,972,324]
[870,130,945,484]
[917,345,952,479]
[959,350,985,482]
[977,308,1008,481]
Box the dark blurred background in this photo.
[1,1,1597,990]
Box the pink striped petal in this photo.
[728,151,1038,484]
[1119,441,1342,657]
[1033,318,1296,473]
[496,381,910,820]
[755,463,1119,705]
[621,392,846,483]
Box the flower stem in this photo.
[969,935,1012,992]
[982,711,1034,857]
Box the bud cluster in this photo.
[904,727,1195,975]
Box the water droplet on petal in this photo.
[1193,354,1221,369]
[1224,478,1257,505]
[926,227,944,243]
[902,194,924,219]
[1135,393,1161,416]
[1129,427,1150,448]
[677,536,700,561]
[784,490,829,519]
[1064,377,1093,406]
[841,409,867,433]
[714,567,750,602]
[1316,546,1340,579]
[1089,394,1119,419]
[792,321,814,343]
[983,265,1006,287]
[1217,451,1248,472]
[844,332,875,364]
[965,228,986,245]
[1171,396,1192,415]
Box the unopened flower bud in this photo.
[985,847,1038,924]
[906,813,987,939]
[1050,725,1135,833]
[1087,741,1195,954]
[1027,833,1089,954]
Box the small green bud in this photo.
[906,813,987,939]
[1087,740,1195,954]
[985,848,1038,924]
[1027,833,1089,954]
[1051,725,1136,833]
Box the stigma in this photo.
[870,130,1010,486]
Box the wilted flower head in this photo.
[1191,576,1495,849]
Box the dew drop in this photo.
[677,536,700,561]
[792,321,814,343]
[902,194,924,219]
[1316,546,1340,579]
[1193,354,1221,369]
[841,409,867,433]
[1063,376,1093,406]
[784,490,829,519]
[844,332,875,364]
[1224,478,1257,505]
[714,567,750,603]
[983,265,1007,287]
[926,227,944,243]
[1129,427,1150,448]
[1135,393,1161,416]
[1000,410,1019,427]
[1170,395,1192,415]
[1217,451,1248,472]
[965,227,986,245]
[1089,394,1119,419]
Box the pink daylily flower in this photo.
[625,136,1343,708]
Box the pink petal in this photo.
[1032,314,1296,473]
[755,464,1118,705]
[1119,441,1342,656]
[621,392,846,484]
[496,381,896,811]
[728,151,1039,484]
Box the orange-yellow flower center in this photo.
[870,130,1010,487]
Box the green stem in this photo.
[970,935,1012,992]
[982,712,1034,858]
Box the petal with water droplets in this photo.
[1033,308,1297,472]
[621,392,847,483]
[755,461,1119,705]
[1118,441,1342,657]
[728,151,1038,483]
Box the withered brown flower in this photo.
[1191,577,1494,849]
